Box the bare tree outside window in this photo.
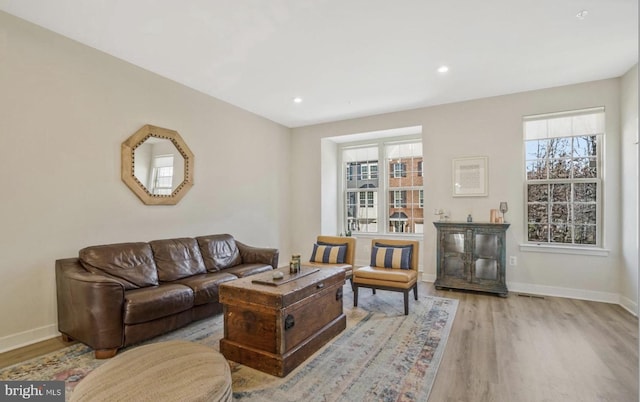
[524,108,603,246]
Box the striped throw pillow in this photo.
[310,243,347,264]
[370,245,412,269]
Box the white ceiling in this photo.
[0,1,637,128]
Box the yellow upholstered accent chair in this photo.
[353,239,419,315]
[306,236,356,288]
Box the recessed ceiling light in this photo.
[576,10,588,20]
[293,97,303,104]
[437,66,449,73]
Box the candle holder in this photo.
[499,202,508,223]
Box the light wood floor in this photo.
[1,282,637,401]
[0,336,75,369]
[427,284,638,402]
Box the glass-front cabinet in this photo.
[434,222,509,297]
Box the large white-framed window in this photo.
[341,138,423,235]
[523,107,604,247]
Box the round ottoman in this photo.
[70,340,232,402]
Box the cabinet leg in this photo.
[60,334,73,343]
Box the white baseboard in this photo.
[0,324,59,354]
[420,277,638,317]
[420,273,436,283]
[508,281,638,316]
[619,295,639,317]
[508,281,617,303]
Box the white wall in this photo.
[0,11,291,351]
[620,64,639,313]
[291,78,632,310]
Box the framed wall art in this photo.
[452,156,488,197]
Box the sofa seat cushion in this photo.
[223,263,272,278]
[149,238,207,281]
[174,272,238,305]
[196,234,242,272]
[353,266,417,288]
[124,284,194,325]
[80,243,159,290]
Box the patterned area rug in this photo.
[1,287,457,401]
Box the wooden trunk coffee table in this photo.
[219,266,346,377]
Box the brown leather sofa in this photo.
[55,234,278,358]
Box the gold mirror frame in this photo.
[121,124,194,205]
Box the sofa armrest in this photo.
[55,258,125,350]
[235,241,279,268]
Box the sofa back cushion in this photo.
[196,234,242,272]
[149,238,207,281]
[79,242,159,289]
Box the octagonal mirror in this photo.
[122,125,194,205]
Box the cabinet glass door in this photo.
[442,232,466,279]
[473,233,499,281]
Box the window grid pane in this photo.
[525,130,600,245]
[385,141,423,234]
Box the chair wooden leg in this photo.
[404,290,409,315]
[372,288,376,295]
[353,285,359,307]
[413,283,418,300]
[349,278,354,291]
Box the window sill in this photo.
[519,243,609,257]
